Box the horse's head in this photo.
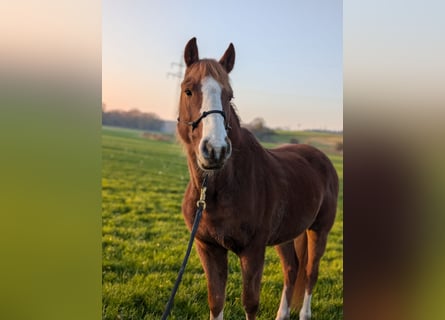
[177,38,235,171]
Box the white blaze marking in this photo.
[299,291,312,320]
[210,310,223,320]
[200,76,228,160]
[275,285,290,320]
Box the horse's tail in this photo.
[290,231,308,310]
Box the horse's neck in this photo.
[233,125,266,156]
[184,148,203,191]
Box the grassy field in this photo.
[102,126,343,319]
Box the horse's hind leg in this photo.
[299,229,329,320]
[274,242,299,320]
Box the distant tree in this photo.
[102,108,164,131]
[290,138,299,144]
[249,118,266,131]
[244,117,275,142]
[336,141,343,152]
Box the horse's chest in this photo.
[199,212,254,254]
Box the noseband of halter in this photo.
[178,110,231,131]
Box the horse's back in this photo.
[268,143,338,192]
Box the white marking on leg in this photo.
[299,291,312,320]
[275,285,290,320]
[199,76,229,161]
[210,310,223,320]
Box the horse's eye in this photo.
[184,89,192,96]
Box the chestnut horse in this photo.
[176,38,338,320]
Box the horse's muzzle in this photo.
[198,137,232,170]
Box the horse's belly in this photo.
[267,227,306,246]
[267,206,319,245]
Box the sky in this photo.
[103,0,342,130]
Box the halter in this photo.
[177,110,231,131]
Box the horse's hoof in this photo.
[299,313,311,320]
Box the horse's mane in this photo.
[228,102,241,129]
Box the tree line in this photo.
[102,106,164,132]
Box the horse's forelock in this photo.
[186,60,232,94]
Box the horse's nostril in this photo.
[209,146,215,160]
[220,146,226,160]
[200,139,211,159]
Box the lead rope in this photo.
[161,174,208,320]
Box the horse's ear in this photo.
[184,37,199,67]
[219,43,235,73]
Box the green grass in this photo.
[102,126,343,319]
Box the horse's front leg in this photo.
[195,240,228,320]
[239,246,266,320]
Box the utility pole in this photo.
[167,56,185,115]
[167,57,184,91]
[167,59,184,80]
